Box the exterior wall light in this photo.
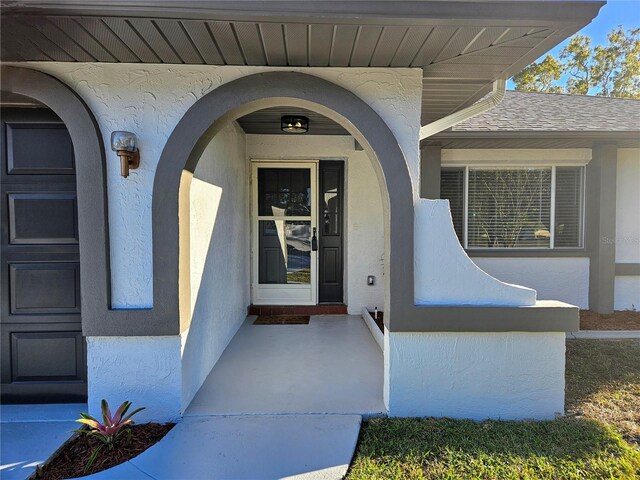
[110,131,140,177]
[281,115,309,134]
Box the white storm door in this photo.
[251,162,318,305]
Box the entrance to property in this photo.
[0,103,86,403]
[251,160,344,306]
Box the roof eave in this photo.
[0,1,606,26]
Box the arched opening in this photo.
[0,69,107,403]
[151,72,414,413]
[152,72,414,335]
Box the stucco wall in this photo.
[246,135,385,313]
[614,277,640,311]
[415,199,536,306]
[615,149,640,264]
[86,336,182,422]
[614,149,640,311]
[384,330,566,420]
[473,258,590,309]
[12,63,421,309]
[181,122,249,408]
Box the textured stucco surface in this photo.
[615,149,640,264]
[614,276,640,311]
[414,199,536,306]
[474,257,590,309]
[86,336,182,422]
[11,63,421,308]
[181,122,249,409]
[246,135,385,313]
[385,331,565,420]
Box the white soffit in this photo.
[0,1,604,125]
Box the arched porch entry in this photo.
[152,72,415,334]
[0,66,108,402]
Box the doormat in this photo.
[254,315,310,325]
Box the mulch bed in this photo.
[33,423,174,480]
[368,311,384,333]
[254,315,310,325]
[580,310,640,330]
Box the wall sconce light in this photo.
[281,115,309,134]
[111,131,140,178]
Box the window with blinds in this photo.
[440,165,584,249]
[554,167,584,248]
[440,168,465,243]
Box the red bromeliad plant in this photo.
[74,399,145,471]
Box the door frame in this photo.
[250,160,318,305]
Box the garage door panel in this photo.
[11,331,83,381]
[9,192,78,244]
[6,123,75,175]
[0,323,86,403]
[10,262,81,315]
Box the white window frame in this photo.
[443,164,586,250]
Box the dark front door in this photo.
[1,107,87,403]
[318,161,344,303]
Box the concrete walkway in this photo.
[186,315,385,417]
[1,404,85,480]
[76,316,379,479]
[77,415,362,480]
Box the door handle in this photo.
[311,227,318,251]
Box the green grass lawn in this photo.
[348,340,640,480]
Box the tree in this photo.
[512,26,640,98]
[511,55,564,93]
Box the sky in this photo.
[506,0,640,88]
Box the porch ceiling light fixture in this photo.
[281,115,309,134]
[111,131,140,178]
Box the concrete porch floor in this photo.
[185,315,385,417]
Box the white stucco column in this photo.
[86,336,182,423]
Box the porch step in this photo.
[248,304,348,316]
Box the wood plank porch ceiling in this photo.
[0,1,603,125]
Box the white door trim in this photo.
[251,160,318,305]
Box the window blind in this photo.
[440,168,465,243]
[554,167,584,248]
[467,168,552,248]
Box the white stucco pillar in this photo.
[384,330,565,420]
[86,336,182,423]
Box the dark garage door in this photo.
[1,107,87,403]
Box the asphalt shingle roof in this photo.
[451,90,640,132]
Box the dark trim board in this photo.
[1,1,604,24]
[2,67,582,336]
[467,250,589,258]
[586,144,618,315]
[616,263,640,276]
[391,303,579,332]
[153,71,415,335]
[1,66,115,335]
